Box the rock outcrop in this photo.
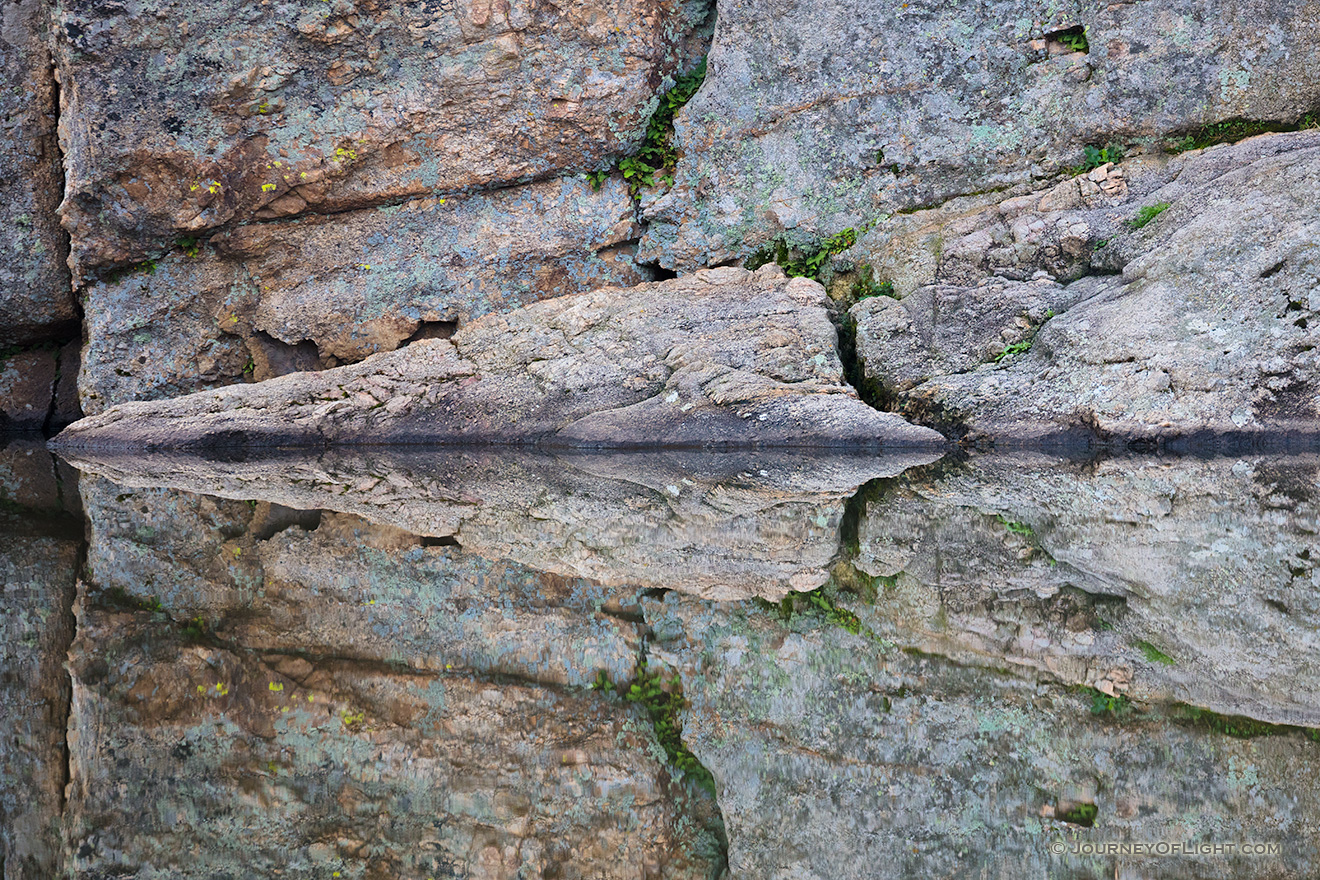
[640,0,1320,270]
[78,175,648,414]
[54,266,946,451]
[0,0,74,347]
[851,131,1320,444]
[53,0,713,277]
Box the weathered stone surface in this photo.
[639,0,1320,270]
[0,0,74,346]
[0,346,57,431]
[64,448,941,600]
[647,593,1320,880]
[55,266,947,450]
[851,131,1320,442]
[845,453,1320,728]
[65,599,723,879]
[79,175,648,414]
[77,470,645,688]
[53,0,713,277]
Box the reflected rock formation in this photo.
[29,448,1320,878]
[67,448,940,601]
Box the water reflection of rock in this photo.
[846,454,1320,728]
[66,601,722,880]
[0,439,81,878]
[648,594,1320,880]
[66,449,941,601]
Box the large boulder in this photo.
[53,0,713,277]
[0,0,74,345]
[638,0,1320,270]
[851,130,1320,444]
[54,266,946,451]
[78,175,648,414]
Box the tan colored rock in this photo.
[64,599,722,879]
[53,0,713,277]
[56,266,947,451]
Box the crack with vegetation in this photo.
[592,636,728,879]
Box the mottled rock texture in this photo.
[64,448,940,600]
[65,600,723,880]
[648,593,1320,880]
[55,266,946,450]
[851,131,1320,443]
[0,0,74,346]
[640,0,1320,270]
[78,175,648,414]
[53,0,713,277]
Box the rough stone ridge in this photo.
[52,0,713,277]
[0,0,75,345]
[53,266,947,451]
[78,175,649,414]
[639,0,1320,270]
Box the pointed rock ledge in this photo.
[52,266,945,452]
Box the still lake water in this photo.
[4,439,1320,878]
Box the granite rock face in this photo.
[850,131,1320,443]
[647,593,1320,880]
[65,600,723,880]
[78,175,648,414]
[55,266,946,450]
[639,0,1320,270]
[0,0,75,346]
[53,0,713,277]
[0,340,80,431]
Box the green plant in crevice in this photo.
[851,264,896,300]
[1127,201,1170,230]
[1163,117,1315,154]
[996,514,1035,537]
[615,57,708,195]
[176,236,201,257]
[1168,704,1320,740]
[1056,31,1089,53]
[1067,142,1125,176]
[1087,689,1134,718]
[1135,639,1176,666]
[994,339,1033,362]
[1057,802,1098,827]
[623,661,716,796]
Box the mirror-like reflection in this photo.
[5,442,1320,878]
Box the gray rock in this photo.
[647,593,1320,880]
[55,266,947,451]
[78,175,649,414]
[639,0,1320,271]
[851,131,1320,442]
[0,0,74,346]
[0,346,57,431]
[63,448,941,601]
[53,0,712,277]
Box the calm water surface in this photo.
[4,440,1319,878]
